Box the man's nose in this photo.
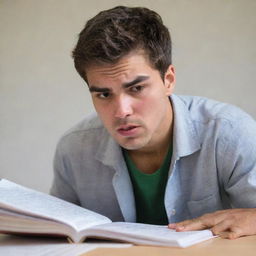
[114,95,133,119]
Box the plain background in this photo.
[1,0,255,193]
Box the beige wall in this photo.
[0,0,255,192]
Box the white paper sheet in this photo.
[0,234,131,256]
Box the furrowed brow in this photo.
[89,75,149,92]
[123,75,149,89]
[89,86,111,93]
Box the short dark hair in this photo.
[72,6,172,82]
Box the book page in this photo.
[85,222,213,247]
[0,179,111,232]
[0,234,131,256]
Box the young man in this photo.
[50,6,256,239]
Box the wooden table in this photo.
[83,236,256,256]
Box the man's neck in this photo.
[128,149,170,174]
[127,125,173,174]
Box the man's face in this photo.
[86,52,175,152]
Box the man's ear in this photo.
[164,65,176,96]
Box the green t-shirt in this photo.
[123,146,172,225]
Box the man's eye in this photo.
[130,85,143,93]
[97,92,110,99]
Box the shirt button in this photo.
[171,209,176,216]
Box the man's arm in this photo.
[169,110,256,239]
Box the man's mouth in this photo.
[119,125,137,131]
[117,125,139,136]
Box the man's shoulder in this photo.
[174,95,253,125]
[172,95,256,158]
[56,112,108,150]
[63,112,103,135]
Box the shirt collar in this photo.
[170,94,201,160]
[95,131,124,171]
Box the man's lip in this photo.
[116,124,141,136]
[116,124,139,131]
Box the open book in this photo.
[0,179,214,248]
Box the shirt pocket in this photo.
[187,193,222,219]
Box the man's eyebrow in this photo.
[89,75,149,92]
[89,86,110,93]
[123,75,149,88]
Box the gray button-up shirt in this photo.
[50,94,256,223]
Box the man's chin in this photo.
[117,138,148,151]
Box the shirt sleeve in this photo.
[50,139,80,205]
